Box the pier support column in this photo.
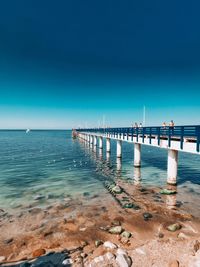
[134,143,141,167]
[87,135,90,143]
[117,140,122,158]
[90,135,93,144]
[99,136,103,149]
[94,136,97,146]
[167,149,178,185]
[106,138,111,153]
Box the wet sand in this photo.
[1,179,200,267]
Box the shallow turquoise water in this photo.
[0,130,200,215]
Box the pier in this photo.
[75,125,200,185]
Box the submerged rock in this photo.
[112,185,123,194]
[109,226,123,234]
[167,223,182,232]
[160,189,177,195]
[122,202,140,210]
[34,194,45,200]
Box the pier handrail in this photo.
[76,125,200,152]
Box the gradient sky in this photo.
[0,0,200,129]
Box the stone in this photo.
[0,256,6,262]
[104,252,115,260]
[120,237,129,245]
[121,231,132,238]
[32,248,46,257]
[158,233,164,238]
[167,223,181,232]
[79,227,87,232]
[177,232,188,239]
[160,189,177,195]
[109,226,123,234]
[103,241,118,249]
[4,238,13,244]
[63,258,73,265]
[116,254,132,267]
[122,202,140,210]
[80,252,87,258]
[112,185,123,194]
[93,255,104,263]
[169,260,179,267]
[95,240,103,247]
[143,212,153,221]
[135,247,146,255]
[117,248,127,256]
[34,194,45,200]
[194,240,200,252]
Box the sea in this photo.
[0,130,200,216]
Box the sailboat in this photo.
[26,129,30,133]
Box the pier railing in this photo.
[76,125,200,152]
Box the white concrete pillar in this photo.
[94,136,97,146]
[87,135,89,142]
[117,140,122,158]
[90,135,93,144]
[106,138,111,153]
[99,136,103,149]
[167,149,178,185]
[134,143,141,167]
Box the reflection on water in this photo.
[99,148,103,160]
[106,152,111,163]
[116,157,122,178]
[134,167,141,186]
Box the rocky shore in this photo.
[1,179,200,267]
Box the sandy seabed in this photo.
[1,179,200,267]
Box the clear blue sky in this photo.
[0,0,200,129]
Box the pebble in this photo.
[0,256,6,262]
[63,258,73,265]
[169,260,179,267]
[109,226,123,234]
[93,255,104,263]
[135,247,146,255]
[194,240,200,252]
[116,254,132,267]
[32,248,46,257]
[4,238,13,244]
[95,240,103,247]
[117,248,127,256]
[121,231,132,238]
[160,189,177,195]
[158,233,164,238]
[143,212,153,221]
[120,237,129,245]
[167,223,182,232]
[34,194,45,200]
[104,252,115,260]
[112,185,123,194]
[177,232,188,239]
[103,241,118,249]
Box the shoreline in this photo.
[1,180,200,266]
